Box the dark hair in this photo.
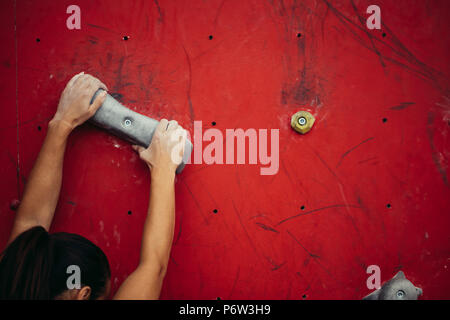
[0,226,110,300]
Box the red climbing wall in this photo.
[0,0,449,299]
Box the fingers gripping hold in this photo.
[89,91,107,115]
[167,120,178,131]
[155,119,169,136]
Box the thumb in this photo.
[179,129,187,158]
[89,90,107,115]
[132,145,146,153]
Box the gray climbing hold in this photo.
[90,89,192,174]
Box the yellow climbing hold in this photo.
[291,111,315,134]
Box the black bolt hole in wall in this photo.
[382,118,388,123]
[300,205,305,210]
[128,210,132,215]
[36,38,40,42]
[10,199,20,211]
[216,297,221,300]
[302,294,307,299]
[297,33,302,38]
[209,35,213,40]
[213,209,218,214]
[212,121,216,126]
[123,35,130,41]
[386,204,392,209]
[382,32,387,38]
[37,125,42,131]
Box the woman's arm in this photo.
[7,72,107,245]
[113,119,186,300]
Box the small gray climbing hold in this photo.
[363,271,422,300]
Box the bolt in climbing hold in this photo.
[291,111,315,134]
[123,118,132,128]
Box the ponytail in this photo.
[0,226,53,299]
[0,226,110,300]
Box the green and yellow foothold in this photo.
[291,111,315,134]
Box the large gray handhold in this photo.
[89,89,192,174]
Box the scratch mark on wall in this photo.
[227,266,240,299]
[287,229,336,280]
[349,0,385,68]
[182,180,210,225]
[182,45,195,122]
[153,0,164,23]
[308,143,342,183]
[390,102,415,110]
[336,137,374,168]
[174,210,183,245]
[232,200,282,270]
[321,0,449,96]
[277,203,362,226]
[255,222,280,233]
[213,0,227,27]
[426,111,448,186]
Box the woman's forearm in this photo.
[114,119,183,299]
[113,169,176,300]
[7,73,107,246]
[139,169,176,273]
[9,120,71,241]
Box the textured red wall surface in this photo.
[0,0,449,299]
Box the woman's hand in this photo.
[51,72,108,130]
[132,119,187,175]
